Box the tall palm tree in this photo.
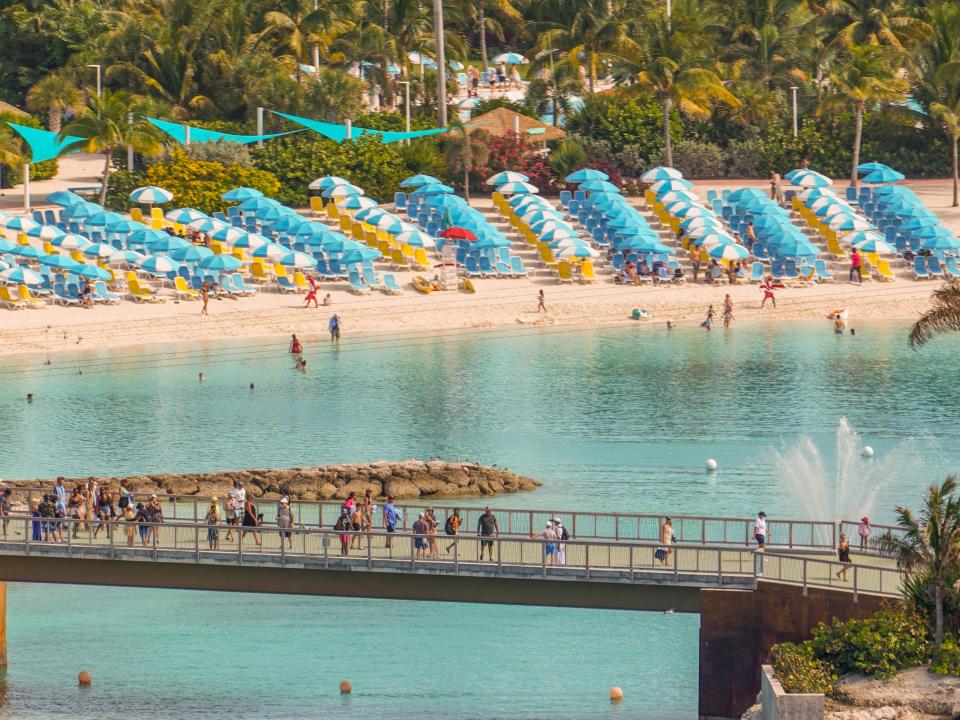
[909,279,960,349]
[258,0,356,83]
[26,72,83,132]
[817,45,907,185]
[60,90,163,205]
[881,476,960,651]
[635,12,739,167]
[525,57,583,126]
[819,0,930,51]
[443,122,486,201]
[931,98,960,207]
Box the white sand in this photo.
[0,155,955,359]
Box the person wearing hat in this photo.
[205,497,221,550]
[276,497,295,550]
[753,511,767,551]
[538,521,557,565]
[553,517,568,566]
[857,517,871,551]
[412,512,429,559]
[225,490,238,542]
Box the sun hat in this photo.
[228,490,236,497]
[280,498,289,505]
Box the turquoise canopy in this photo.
[6,123,86,163]
[146,118,305,145]
[272,111,453,144]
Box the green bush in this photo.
[565,95,680,162]
[931,634,960,676]
[770,642,836,694]
[809,610,931,679]
[143,150,280,214]
[0,111,57,187]
[103,169,149,211]
[653,140,726,179]
[182,140,253,167]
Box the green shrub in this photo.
[182,140,253,167]
[770,642,836,694]
[809,610,931,679]
[0,111,57,187]
[144,150,280,214]
[931,634,960,676]
[653,140,726,178]
[103,169,149,211]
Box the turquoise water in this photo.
[0,321,959,719]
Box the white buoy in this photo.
[705,458,718,471]
[862,446,874,458]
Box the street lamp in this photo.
[86,64,102,99]
[396,80,412,144]
[789,86,799,138]
[432,0,448,127]
[666,0,672,30]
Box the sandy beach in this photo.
[1,154,955,359]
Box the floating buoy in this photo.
[862,446,874,458]
[705,458,718,471]
[77,671,92,686]
[610,687,623,702]
[339,680,352,694]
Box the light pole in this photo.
[432,0,448,127]
[666,0,672,30]
[789,86,799,138]
[86,64,102,99]
[397,80,411,144]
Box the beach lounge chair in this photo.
[361,265,382,288]
[464,256,483,278]
[874,258,895,282]
[494,256,513,276]
[945,257,960,279]
[251,262,272,282]
[771,259,786,281]
[0,286,27,309]
[557,260,574,283]
[382,274,403,295]
[580,260,597,283]
[52,282,81,306]
[913,256,930,280]
[784,259,800,280]
[749,262,764,283]
[478,256,498,277]
[510,256,528,277]
[394,192,406,212]
[94,280,121,304]
[926,256,944,278]
[174,276,200,299]
[309,196,324,216]
[16,284,46,308]
[328,258,347,278]
[814,259,834,282]
[231,273,257,296]
[412,247,430,270]
[128,278,165,302]
[276,275,299,293]
[292,271,311,292]
[347,270,371,294]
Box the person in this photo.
[770,172,784,205]
[834,315,845,334]
[343,491,357,518]
[745,222,757,250]
[539,522,557,565]
[383,495,399,552]
[334,507,352,556]
[537,288,546,313]
[349,502,363,550]
[81,280,94,308]
[30,499,41,542]
[38,494,58,542]
[657,517,674,566]
[205,497,221,550]
[93,486,115,540]
[701,304,715,331]
[198,372,205,383]
[425,507,440,559]
[511,66,521,89]
[723,294,734,328]
[234,481,247,524]
[496,62,506,86]
[553,517,568,566]
[761,276,776,309]
[276,497,294,549]
[412,512,429,559]
[708,260,723,284]
[304,275,319,308]
[858,517,871,550]
[753,511,767,552]
[360,490,373,549]
[143,494,164,545]
[69,485,85,538]
[290,334,302,355]
[54,477,67,540]
[322,293,332,306]
[329,313,341,342]
[0,489,10,537]
[123,500,137,547]
[225,490,239,542]
[477,506,499,561]
[242,495,261,546]
[836,532,852,581]
[468,65,479,97]
[200,281,210,315]
[849,248,863,285]
[295,357,306,371]
[134,502,149,545]
[666,320,675,330]
[444,508,461,554]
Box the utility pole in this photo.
[790,86,799,138]
[432,0,448,126]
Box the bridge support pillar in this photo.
[0,582,6,668]
[698,581,890,718]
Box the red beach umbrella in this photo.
[439,227,477,240]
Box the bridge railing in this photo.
[838,520,901,556]
[759,553,901,600]
[0,515,763,584]
[4,487,869,553]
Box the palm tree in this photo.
[26,72,83,132]
[525,57,583,126]
[258,0,356,83]
[443,122,486,201]
[635,11,739,167]
[931,98,960,207]
[60,90,163,205]
[908,279,960,349]
[881,477,960,651]
[817,45,907,185]
[819,0,930,51]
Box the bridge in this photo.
[0,492,905,718]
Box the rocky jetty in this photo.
[8,461,541,501]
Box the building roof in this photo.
[465,107,566,142]
[0,100,29,117]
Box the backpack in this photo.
[558,526,569,541]
[118,495,130,510]
[444,516,454,535]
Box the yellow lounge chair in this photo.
[413,247,430,270]
[251,262,272,282]
[875,258,895,281]
[293,271,310,291]
[390,248,408,268]
[150,207,164,221]
[97,262,115,283]
[18,284,46,308]
[130,207,143,222]
[43,241,58,255]
[327,202,339,220]
[17,233,30,245]
[174,276,200,300]
[540,246,558,268]
[580,259,597,283]
[557,260,574,283]
[150,218,164,230]
[310,196,324,216]
[128,279,164,302]
[0,286,27,309]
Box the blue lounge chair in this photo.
[394,192,407,211]
[361,265,382,288]
[494,256,513,276]
[94,280,120,303]
[478,256,499,277]
[232,273,257,295]
[464,256,483,278]
[814,259,833,282]
[347,270,370,294]
[945,257,960,278]
[567,200,580,217]
[328,259,347,278]
[43,210,56,225]
[276,275,298,293]
[913,256,930,279]
[771,259,786,281]
[845,187,857,203]
[784,259,800,280]
[382,274,403,294]
[53,283,80,306]
[560,190,572,208]
[927,255,944,277]
[749,261,765,283]
[510,256,528,277]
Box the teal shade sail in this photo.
[6,123,86,163]
[271,110,453,143]
[146,118,305,145]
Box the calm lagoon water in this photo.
[0,321,958,719]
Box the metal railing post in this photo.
[454,536,459,573]
[542,540,547,577]
[367,537,372,569]
[674,546,679,583]
[25,517,31,556]
[585,543,590,579]
[67,519,72,556]
[629,545,634,581]
[717,548,722,584]
[788,521,794,549]
[614,515,620,541]
[802,558,808,596]
[497,538,502,576]
[109,521,115,559]
[152,524,158,560]
[852,565,858,604]
[195,525,200,561]
[323,531,329,568]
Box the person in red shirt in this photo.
[850,249,863,285]
[304,274,319,307]
[761,276,776,308]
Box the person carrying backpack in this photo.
[553,517,569,566]
[444,508,461,554]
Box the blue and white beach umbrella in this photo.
[651,178,693,195]
[39,254,82,271]
[46,190,87,207]
[106,219,150,235]
[26,224,65,240]
[579,179,620,194]
[342,246,382,264]
[239,197,281,212]
[12,245,45,259]
[199,254,244,272]
[922,235,960,251]
[399,174,440,188]
[82,242,118,259]
[129,186,174,204]
[108,250,145,265]
[165,208,206,224]
[4,216,39,232]
[232,232,270,250]
[74,264,112,280]
[828,214,872,232]
[411,183,454,196]
[309,176,352,190]
[493,52,528,64]
[189,217,228,234]
[252,243,289,260]
[60,202,101,220]
[278,251,318,268]
[792,170,832,188]
[497,181,538,195]
[85,211,126,227]
[170,245,214,263]
[144,235,192,252]
[211,226,250,244]
[486,171,529,186]
[393,229,432,247]
[337,195,378,210]
[853,238,895,253]
[0,266,44,285]
[709,243,750,260]
[322,184,364,198]
[555,244,599,259]
[127,229,169,246]
[52,233,92,251]
[221,187,264,202]
[640,166,682,182]
[564,168,609,183]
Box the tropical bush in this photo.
[932,634,960,676]
[0,111,57,187]
[770,642,836,694]
[809,610,931,680]
[103,169,149,211]
[651,140,726,179]
[182,140,253,166]
[143,150,280,214]
[469,130,555,193]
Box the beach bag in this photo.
[654,547,667,563]
[118,495,129,510]
[444,516,454,535]
[558,527,569,541]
